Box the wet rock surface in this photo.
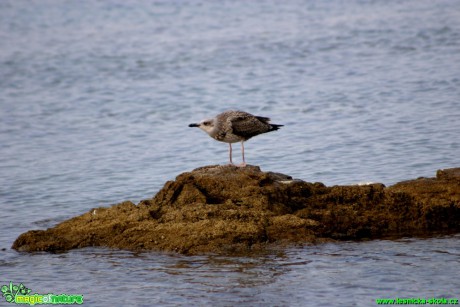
[12,166,460,255]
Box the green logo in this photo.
[1,282,83,305]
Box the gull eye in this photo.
[203,121,210,126]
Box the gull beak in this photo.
[189,123,199,127]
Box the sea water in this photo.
[1,0,459,306]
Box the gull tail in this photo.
[269,124,283,131]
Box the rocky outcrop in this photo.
[12,166,460,255]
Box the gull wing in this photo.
[229,114,272,139]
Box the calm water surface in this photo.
[1,0,459,306]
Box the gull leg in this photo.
[228,143,234,165]
[238,141,247,167]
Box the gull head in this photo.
[188,118,216,135]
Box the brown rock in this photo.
[12,166,460,255]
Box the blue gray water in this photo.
[1,0,459,306]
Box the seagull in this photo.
[189,110,283,167]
